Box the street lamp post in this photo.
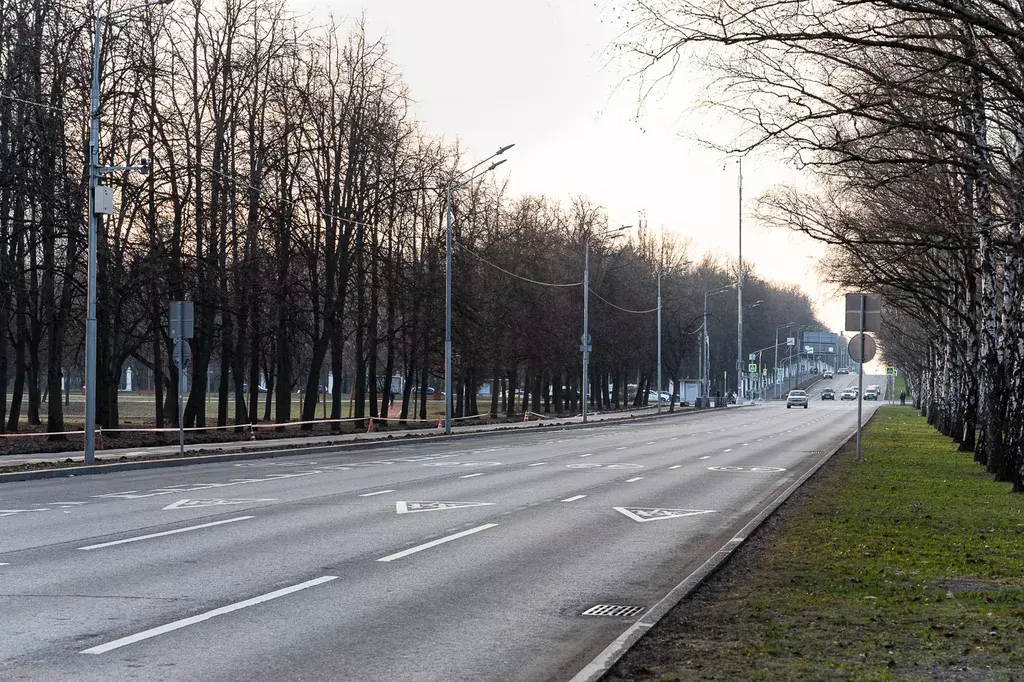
[656,270,662,412]
[582,225,629,423]
[444,144,514,435]
[84,0,171,466]
[736,157,744,405]
[774,322,794,399]
[702,284,733,402]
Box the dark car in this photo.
[821,387,835,400]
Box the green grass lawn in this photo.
[608,406,1024,681]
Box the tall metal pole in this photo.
[582,240,590,423]
[177,302,185,457]
[856,294,866,462]
[703,292,710,400]
[444,185,453,435]
[656,271,662,413]
[736,158,744,405]
[84,16,103,466]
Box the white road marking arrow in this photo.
[162,498,276,510]
[613,507,717,523]
[395,501,495,514]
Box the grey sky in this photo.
[353,0,843,331]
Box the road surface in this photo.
[0,375,883,681]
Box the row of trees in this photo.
[617,0,1024,491]
[0,0,825,439]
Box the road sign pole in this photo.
[178,301,185,458]
[856,294,866,462]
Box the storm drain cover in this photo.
[581,604,645,618]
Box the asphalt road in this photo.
[0,375,885,682]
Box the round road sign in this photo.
[848,333,876,363]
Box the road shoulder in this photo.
[603,406,1024,680]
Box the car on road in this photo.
[864,388,878,400]
[841,388,857,400]
[821,387,835,400]
[838,367,850,374]
[823,370,834,379]
[786,389,809,409]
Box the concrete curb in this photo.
[567,424,858,682]
[0,404,752,484]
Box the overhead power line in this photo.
[454,241,583,288]
[589,288,657,314]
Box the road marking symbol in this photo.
[699,456,711,460]
[562,495,587,502]
[616,447,628,451]
[80,576,338,654]
[395,501,494,514]
[579,453,594,458]
[528,462,547,467]
[707,466,787,473]
[77,516,254,551]
[625,477,644,482]
[459,473,484,479]
[377,523,498,562]
[422,461,501,468]
[358,490,395,497]
[669,465,682,469]
[0,508,49,518]
[613,507,717,523]
[162,498,275,510]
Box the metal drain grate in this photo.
[581,604,645,618]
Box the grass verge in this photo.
[606,406,1024,681]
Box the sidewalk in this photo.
[0,404,716,468]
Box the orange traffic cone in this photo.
[367,418,375,433]
[523,411,529,422]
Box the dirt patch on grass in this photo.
[605,407,1024,681]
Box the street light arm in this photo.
[453,143,514,182]
[99,0,172,22]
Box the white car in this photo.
[841,388,857,400]
[786,390,809,408]
[864,388,878,400]
[823,370,834,379]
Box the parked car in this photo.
[786,389,809,409]
[820,387,835,400]
[841,388,857,400]
[823,370,834,379]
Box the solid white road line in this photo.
[528,462,547,467]
[562,495,587,502]
[80,576,338,654]
[459,473,484,479]
[377,524,498,563]
[358,490,395,497]
[625,477,644,483]
[76,516,254,551]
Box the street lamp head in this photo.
[496,143,515,155]
[486,158,507,172]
